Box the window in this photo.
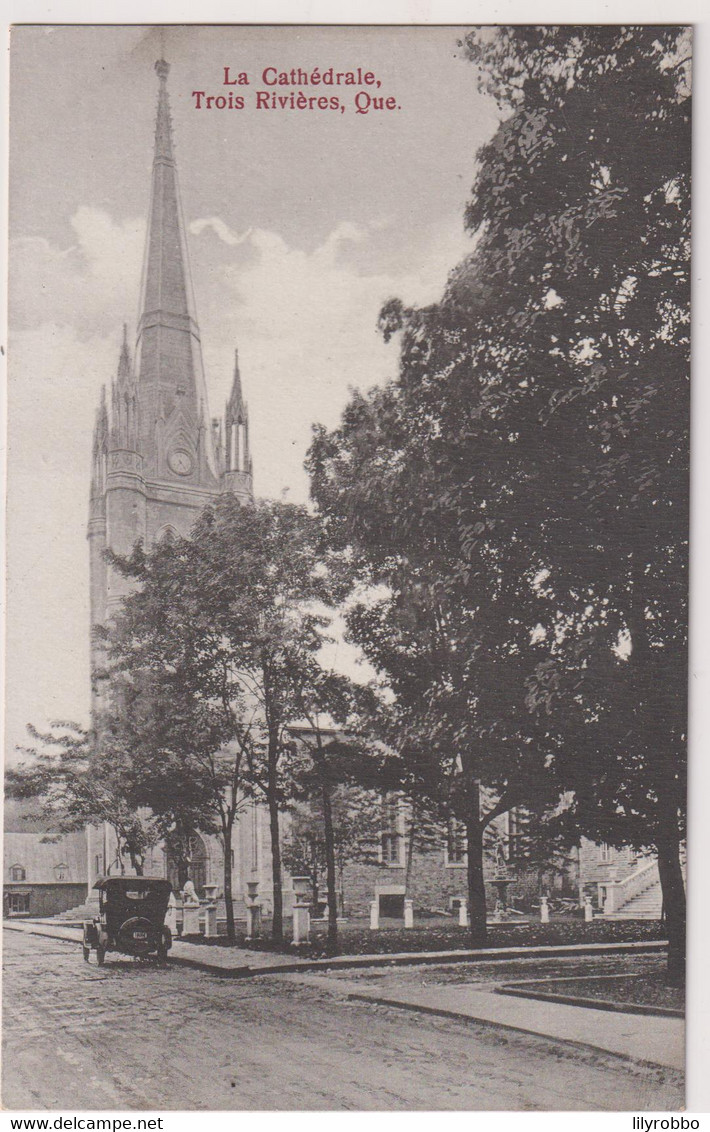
[94,854,104,876]
[8,892,30,914]
[599,842,612,863]
[380,796,404,866]
[54,863,69,881]
[9,865,26,882]
[446,819,467,866]
[381,832,402,865]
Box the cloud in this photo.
[189,216,253,246]
[10,207,145,336]
[191,214,471,503]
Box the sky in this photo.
[6,24,499,758]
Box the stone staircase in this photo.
[54,897,99,923]
[602,859,663,920]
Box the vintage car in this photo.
[83,877,173,965]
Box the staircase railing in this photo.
[603,858,659,915]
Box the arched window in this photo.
[9,864,26,882]
[155,524,179,546]
[54,863,69,881]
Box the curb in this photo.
[166,939,669,978]
[496,983,684,1019]
[341,989,682,1073]
[4,921,668,978]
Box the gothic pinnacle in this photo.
[118,323,131,377]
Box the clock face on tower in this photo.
[168,448,194,477]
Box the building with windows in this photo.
[3,830,88,918]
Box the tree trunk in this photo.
[405,804,417,894]
[320,777,339,955]
[222,819,236,942]
[465,815,488,946]
[338,863,345,916]
[267,785,283,942]
[656,832,686,985]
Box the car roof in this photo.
[93,877,173,892]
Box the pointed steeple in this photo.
[224,347,252,499]
[118,322,131,378]
[226,349,246,419]
[153,59,174,163]
[134,58,217,481]
[111,323,138,451]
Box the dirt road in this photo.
[2,930,682,1111]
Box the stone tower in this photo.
[88,59,252,695]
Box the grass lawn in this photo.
[189,915,666,957]
[504,972,684,1015]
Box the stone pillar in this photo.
[292,902,310,945]
[457,899,468,928]
[182,902,200,936]
[369,899,379,930]
[403,898,414,929]
[165,892,178,936]
[539,896,549,924]
[246,902,262,939]
[584,895,594,922]
[204,904,217,937]
[182,882,201,936]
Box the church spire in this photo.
[134,58,217,482]
[227,349,245,417]
[153,59,174,163]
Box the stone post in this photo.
[457,899,468,928]
[539,895,549,924]
[292,902,310,945]
[182,881,201,937]
[403,898,414,929]
[245,878,261,939]
[204,904,217,937]
[584,895,594,922]
[369,899,379,930]
[246,902,262,939]
[165,892,178,936]
[182,901,200,936]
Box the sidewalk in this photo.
[5,919,681,1071]
[5,918,667,975]
[332,980,684,1072]
[3,920,303,973]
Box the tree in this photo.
[7,721,160,875]
[284,672,382,953]
[308,26,689,968]
[460,25,690,980]
[105,494,353,943]
[283,787,381,918]
[95,656,241,933]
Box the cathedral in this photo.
[86,59,273,908]
[89,59,251,645]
